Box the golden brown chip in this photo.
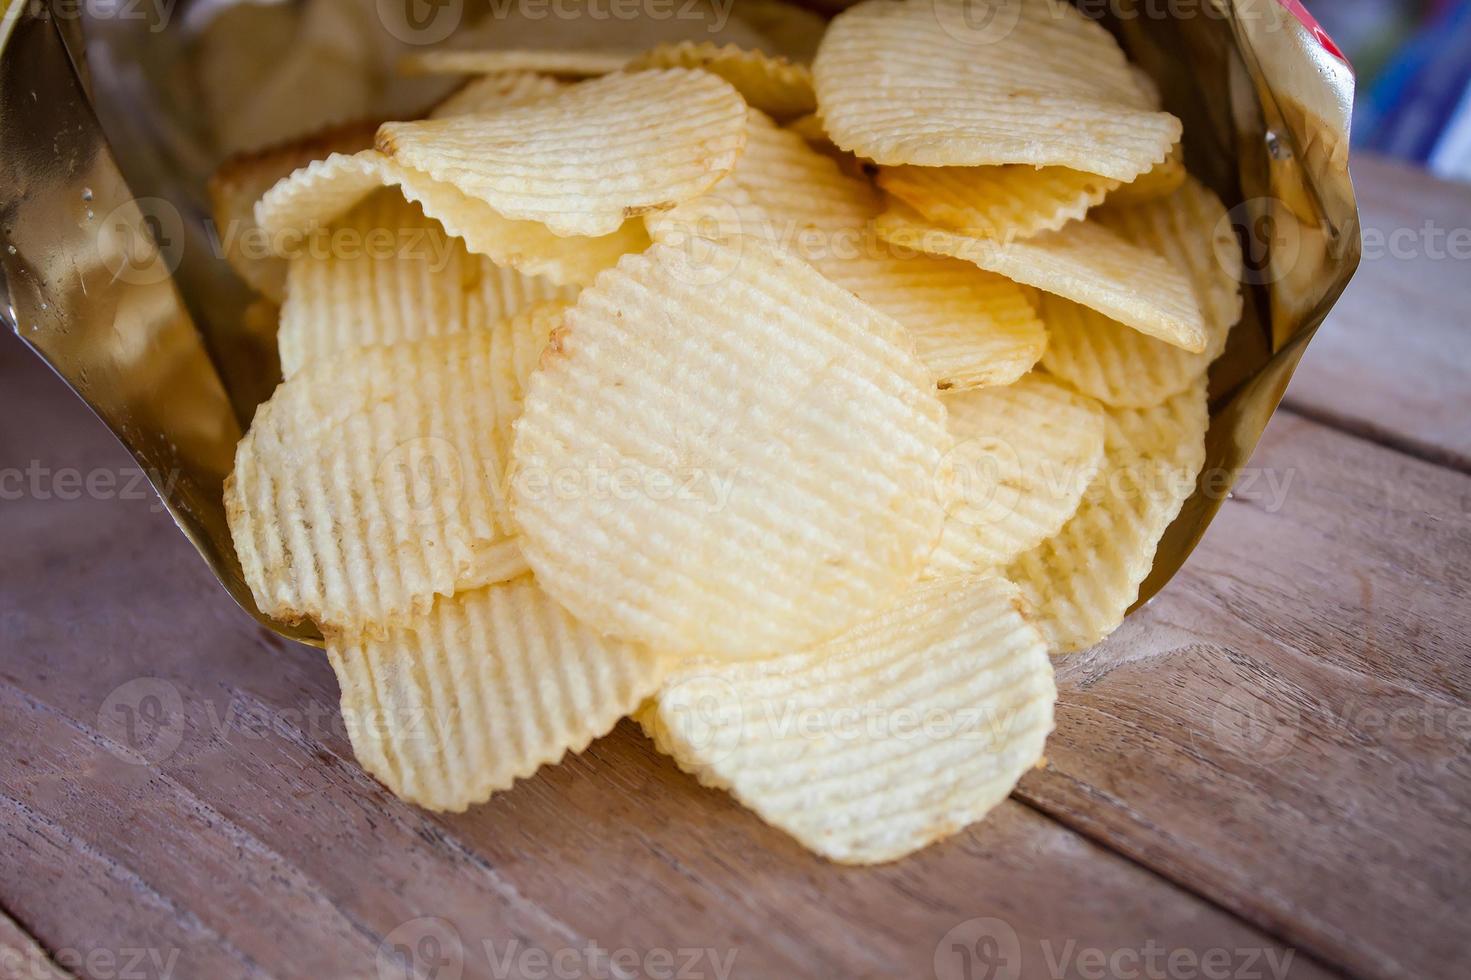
[1007,378,1208,653]
[640,573,1055,863]
[375,69,748,236]
[876,165,1120,240]
[400,48,633,78]
[1109,143,1188,205]
[330,574,671,811]
[208,120,379,302]
[627,41,816,121]
[440,0,775,59]
[255,150,648,286]
[649,111,1046,389]
[511,238,951,660]
[427,70,567,119]
[226,309,561,633]
[277,190,575,377]
[1042,177,1243,406]
[813,0,1179,178]
[926,375,1107,577]
[875,201,1207,352]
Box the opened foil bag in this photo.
[0,0,1360,646]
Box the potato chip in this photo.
[1042,178,1243,406]
[329,574,671,811]
[511,239,951,660]
[731,0,827,62]
[925,376,1106,577]
[209,120,378,302]
[627,42,816,121]
[875,202,1207,352]
[400,48,633,78]
[256,150,648,286]
[1109,143,1188,205]
[442,0,774,59]
[375,69,748,236]
[784,113,869,178]
[428,71,566,119]
[639,573,1055,864]
[785,112,829,146]
[876,165,1120,240]
[277,190,575,377]
[648,112,1046,389]
[813,0,1179,179]
[845,258,1048,391]
[227,309,562,633]
[1007,378,1208,653]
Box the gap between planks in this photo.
[1279,400,1471,478]
[1009,794,1350,979]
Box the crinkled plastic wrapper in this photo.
[0,0,1359,646]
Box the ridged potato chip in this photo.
[209,120,378,302]
[649,111,1046,389]
[227,309,561,633]
[844,258,1048,391]
[256,150,649,285]
[329,574,671,811]
[400,48,632,78]
[1107,68,1188,204]
[375,69,748,236]
[813,0,1179,179]
[1007,378,1208,654]
[731,0,827,62]
[1109,143,1188,205]
[876,164,1120,240]
[926,375,1106,577]
[627,42,816,121]
[640,574,1056,864]
[441,0,774,60]
[875,201,1207,352]
[1042,177,1243,406]
[428,71,566,119]
[277,190,575,377]
[511,239,951,660]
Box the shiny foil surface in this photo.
[0,0,1360,644]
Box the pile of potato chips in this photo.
[213,0,1240,864]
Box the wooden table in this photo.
[1,154,1467,980]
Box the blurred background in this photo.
[1315,0,1471,180]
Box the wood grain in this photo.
[1284,154,1471,470]
[1018,414,1471,979]
[0,334,1323,980]
[4,153,1468,980]
[0,911,71,979]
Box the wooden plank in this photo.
[0,332,1328,979]
[1017,411,1471,980]
[0,911,71,979]
[1284,154,1471,469]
